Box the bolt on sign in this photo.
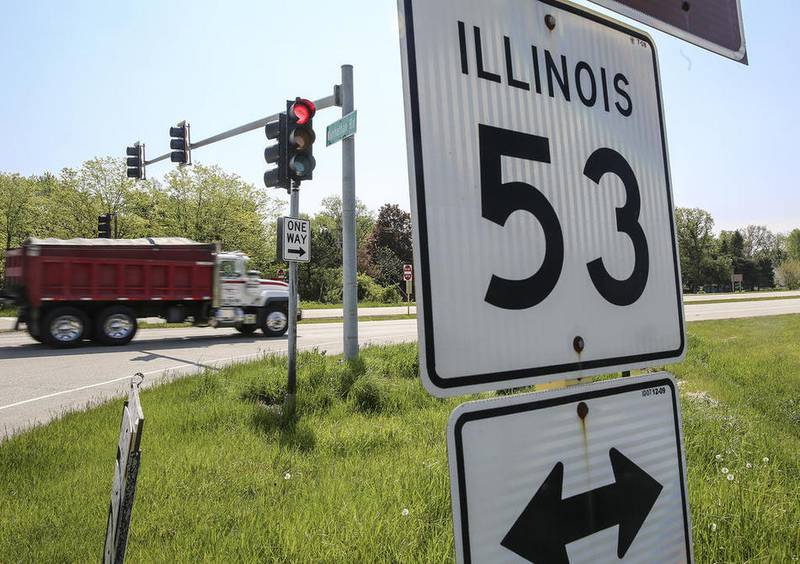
[447,373,692,563]
[104,377,145,564]
[589,0,747,63]
[398,0,685,397]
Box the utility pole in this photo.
[341,64,358,360]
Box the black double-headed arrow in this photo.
[501,448,663,563]
[287,247,306,257]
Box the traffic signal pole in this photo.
[285,183,300,418]
[341,64,358,361]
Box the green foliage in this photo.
[0,159,285,279]
[1,320,800,561]
[776,259,800,289]
[787,229,800,261]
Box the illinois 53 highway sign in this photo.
[447,373,692,563]
[398,0,685,396]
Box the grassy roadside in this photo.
[1,317,798,561]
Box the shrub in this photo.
[776,259,800,290]
[378,285,402,303]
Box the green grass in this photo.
[139,314,416,330]
[1,317,799,561]
[0,306,17,317]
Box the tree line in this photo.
[675,208,800,291]
[0,157,413,303]
[2,158,798,300]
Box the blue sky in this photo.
[0,0,797,233]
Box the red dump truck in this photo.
[1,237,295,347]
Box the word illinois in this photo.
[458,22,633,117]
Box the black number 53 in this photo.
[479,124,649,310]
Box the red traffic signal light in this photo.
[289,99,316,125]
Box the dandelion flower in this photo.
[284,472,292,480]
[727,474,734,481]
[762,457,769,463]
[401,508,410,517]
[721,467,729,474]
[710,523,717,532]
[715,454,722,461]
[746,462,752,469]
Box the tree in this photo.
[674,208,720,291]
[366,204,412,263]
[787,229,800,261]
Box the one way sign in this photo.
[278,217,311,263]
[447,373,692,563]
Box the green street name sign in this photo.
[326,111,357,146]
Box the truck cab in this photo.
[212,252,298,335]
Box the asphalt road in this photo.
[2,298,800,439]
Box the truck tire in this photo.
[27,326,44,343]
[235,323,257,335]
[95,306,138,346]
[42,307,89,347]
[260,304,288,337]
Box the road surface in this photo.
[2,298,799,439]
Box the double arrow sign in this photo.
[502,448,663,564]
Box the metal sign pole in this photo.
[341,64,358,360]
[285,185,300,418]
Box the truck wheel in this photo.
[235,323,257,335]
[27,326,44,343]
[42,307,88,347]
[95,306,138,345]
[261,305,288,337]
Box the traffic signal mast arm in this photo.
[141,91,338,167]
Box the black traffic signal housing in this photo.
[286,98,316,184]
[98,213,114,239]
[263,98,317,191]
[125,143,146,180]
[263,113,288,189]
[169,121,191,165]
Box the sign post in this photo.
[103,376,145,564]
[276,211,311,418]
[403,264,413,315]
[340,64,359,361]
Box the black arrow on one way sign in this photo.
[501,448,662,564]
[287,247,306,257]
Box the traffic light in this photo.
[286,98,316,183]
[125,143,145,180]
[263,113,288,189]
[169,121,191,165]
[263,98,317,191]
[98,213,113,239]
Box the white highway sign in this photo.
[278,217,311,263]
[398,0,685,396]
[447,373,692,563]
